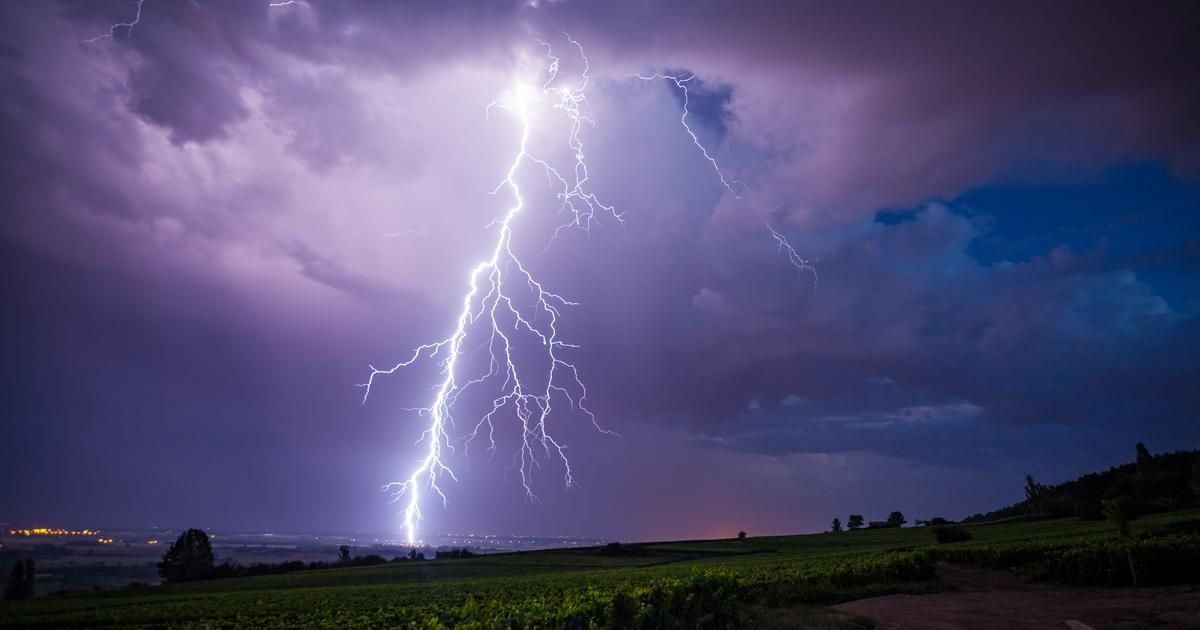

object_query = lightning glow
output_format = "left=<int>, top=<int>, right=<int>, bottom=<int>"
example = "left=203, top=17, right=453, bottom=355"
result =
left=360, top=36, right=618, bottom=545
left=75, top=1, right=812, bottom=551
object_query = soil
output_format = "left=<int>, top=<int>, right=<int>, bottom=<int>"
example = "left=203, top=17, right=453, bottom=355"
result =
left=832, top=562, right=1200, bottom=629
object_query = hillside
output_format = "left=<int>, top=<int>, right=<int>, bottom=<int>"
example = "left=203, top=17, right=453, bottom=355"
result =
left=964, top=444, right=1200, bottom=523
left=3, top=509, right=1199, bottom=627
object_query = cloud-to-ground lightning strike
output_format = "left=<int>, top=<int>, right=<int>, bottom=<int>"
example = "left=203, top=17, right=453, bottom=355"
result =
left=359, top=36, right=619, bottom=546
left=80, top=0, right=814, bottom=539
left=768, top=224, right=819, bottom=287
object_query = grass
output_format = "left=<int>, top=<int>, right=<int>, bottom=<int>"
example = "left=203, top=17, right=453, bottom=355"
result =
left=3, top=508, right=1198, bottom=628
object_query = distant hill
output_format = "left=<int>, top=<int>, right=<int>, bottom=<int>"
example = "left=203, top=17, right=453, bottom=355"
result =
left=964, top=444, right=1200, bottom=523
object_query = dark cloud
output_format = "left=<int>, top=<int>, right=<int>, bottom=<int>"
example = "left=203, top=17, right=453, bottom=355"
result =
left=0, top=0, right=1197, bottom=538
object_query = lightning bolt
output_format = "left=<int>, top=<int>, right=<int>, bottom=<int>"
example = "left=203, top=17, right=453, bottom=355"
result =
left=635, top=72, right=743, bottom=198
left=74, top=1, right=815, bottom=548
left=768, top=224, right=819, bottom=287
left=82, top=0, right=300, bottom=45
left=638, top=72, right=818, bottom=286
left=381, top=228, right=430, bottom=239
left=360, top=35, right=618, bottom=545
left=81, top=0, right=146, bottom=44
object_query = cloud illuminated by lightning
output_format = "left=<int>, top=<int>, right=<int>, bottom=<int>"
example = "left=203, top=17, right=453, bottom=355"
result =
left=359, top=35, right=619, bottom=545
left=74, top=0, right=817, bottom=551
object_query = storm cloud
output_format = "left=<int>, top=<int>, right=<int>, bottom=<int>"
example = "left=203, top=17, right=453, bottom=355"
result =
left=1, top=0, right=1198, bottom=538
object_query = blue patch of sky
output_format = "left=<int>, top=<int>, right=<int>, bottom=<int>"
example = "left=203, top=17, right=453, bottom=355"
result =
left=661, top=68, right=733, bottom=142
left=874, top=162, right=1200, bottom=310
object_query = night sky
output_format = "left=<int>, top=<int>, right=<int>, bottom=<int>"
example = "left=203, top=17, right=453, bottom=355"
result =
left=2, top=0, right=1198, bottom=541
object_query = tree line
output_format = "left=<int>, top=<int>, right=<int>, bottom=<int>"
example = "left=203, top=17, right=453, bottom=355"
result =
left=966, top=443, right=1200, bottom=524
left=156, top=529, right=476, bottom=584
left=829, top=511, right=907, bottom=532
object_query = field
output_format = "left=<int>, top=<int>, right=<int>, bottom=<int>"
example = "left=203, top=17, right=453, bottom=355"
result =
left=3, top=509, right=1199, bottom=628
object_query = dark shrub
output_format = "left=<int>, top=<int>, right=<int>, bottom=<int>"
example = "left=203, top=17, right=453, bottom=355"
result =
left=4, top=559, right=35, bottom=600
left=435, top=548, right=477, bottom=559
left=932, top=526, right=972, bottom=544
left=599, top=542, right=648, bottom=557
left=210, top=562, right=237, bottom=579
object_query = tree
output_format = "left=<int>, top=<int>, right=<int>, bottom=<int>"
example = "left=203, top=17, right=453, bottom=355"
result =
left=1024, top=474, right=1045, bottom=501
left=847, top=514, right=864, bottom=530
left=887, top=511, right=906, bottom=527
left=158, top=529, right=215, bottom=583
left=1136, top=442, right=1153, bottom=473
left=1191, top=461, right=1200, bottom=500
left=831, top=517, right=842, bottom=533
left=4, top=559, right=34, bottom=600
left=737, top=531, right=747, bottom=541
left=338, top=545, right=352, bottom=563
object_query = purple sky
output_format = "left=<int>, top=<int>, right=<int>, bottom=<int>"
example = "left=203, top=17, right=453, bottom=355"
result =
left=2, top=0, right=1199, bottom=540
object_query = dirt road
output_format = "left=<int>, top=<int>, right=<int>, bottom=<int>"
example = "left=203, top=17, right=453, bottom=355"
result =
left=833, top=563, right=1200, bottom=629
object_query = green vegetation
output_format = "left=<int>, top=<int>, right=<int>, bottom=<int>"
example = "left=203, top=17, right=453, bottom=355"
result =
left=4, top=445, right=1199, bottom=626
left=930, top=512, right=1200, bottom=587
left=3, top=509, right=1198, bottom=628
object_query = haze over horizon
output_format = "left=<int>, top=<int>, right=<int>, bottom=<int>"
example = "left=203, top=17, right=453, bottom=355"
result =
left=2, top=0, right=1199, bottom=542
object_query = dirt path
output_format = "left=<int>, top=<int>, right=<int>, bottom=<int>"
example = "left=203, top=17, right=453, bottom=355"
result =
left=833, top=562, right=1200, bottom=629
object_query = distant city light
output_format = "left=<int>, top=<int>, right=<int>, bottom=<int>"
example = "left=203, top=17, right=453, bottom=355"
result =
left=7, top=528, right=100, bottom=537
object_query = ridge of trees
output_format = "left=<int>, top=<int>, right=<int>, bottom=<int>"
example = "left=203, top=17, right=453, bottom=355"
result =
left=964, top=444, right=1200, bottom=523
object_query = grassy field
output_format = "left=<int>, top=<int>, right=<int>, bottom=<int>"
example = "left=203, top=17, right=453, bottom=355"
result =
left=3, top=509, right=1198, bottom=628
